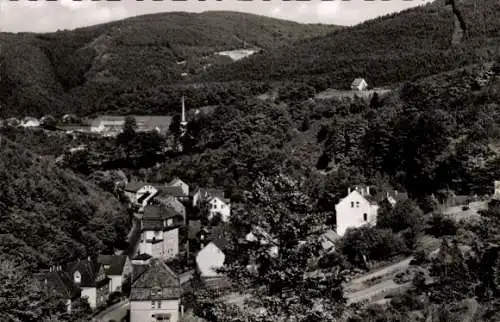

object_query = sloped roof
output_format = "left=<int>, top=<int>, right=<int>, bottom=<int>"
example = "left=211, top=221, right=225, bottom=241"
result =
left=64, top=259, right=107, bottom=288
left=37, top=271, right=80, bottom=300
left=194, top=188, right=225, bottom=200
left=143, top=205, right=179, bottom=220
left=351, top=78, right=367, bottom=86
left=211, top=238, right=230, bottom=252
left=97, top=255, right=128, bottom=276
left=133, top=253, right=152, bottom=261
left=124, top=181, right=149, bottom=192
left=130, top=259, right=181, bottom=301
left=157, top=186, right=186, bottom=197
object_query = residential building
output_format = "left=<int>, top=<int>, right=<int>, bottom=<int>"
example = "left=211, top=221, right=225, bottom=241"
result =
left=154, top=193, right=186, bottom=220
left=90, top=115, right=172, bottom=137
left=196, top=239, right=228, bottom=278
left=351, top=78, right=368, bottom=91
left=38, top=266, right=80, bottom=312
left=130, top=259, right=182, bottom=322
left=97, top=255, right=132, bottom=293
left=138, top=205, right=184, bottom=259
left=156, top=186, right=189, bottom=203
left=335, top=185, right=379, bottom=236
left=166, top=177, right=189, bottom=197
left=20, top=116, right=40, bottom=128
left=192, top=188, right=231, bottom=222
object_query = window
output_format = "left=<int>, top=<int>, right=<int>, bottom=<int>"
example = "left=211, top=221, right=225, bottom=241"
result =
left=363, top=213, right=367, bottom=221
left=351, top=202, right=354, bottom=208
left=356, top=201, right=360, bottom=208
left=167, top=218, right=173, bottom=226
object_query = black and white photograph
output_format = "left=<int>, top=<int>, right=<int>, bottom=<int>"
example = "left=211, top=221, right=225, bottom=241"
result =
left=0, top=0, right=499, bottom=321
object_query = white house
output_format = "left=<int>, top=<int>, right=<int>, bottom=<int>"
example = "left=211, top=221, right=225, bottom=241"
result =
left=351, top=78, right=368, bottom=91
left=192, top=188, right=231, bottom=222
left=20, top=117, right=40, bottom=128
left=97, top=255, right=132, bottom=293
left=207, top=196, right=231, bottom=222
left=196, top=239, right=228, bottom=278
left=130, top=259, right=182, bottom=322
left=335, top=185, right=379, bottom=236
left=65, top=258, right=110, bottom=309
left=124, top=182, right=158, bottom=206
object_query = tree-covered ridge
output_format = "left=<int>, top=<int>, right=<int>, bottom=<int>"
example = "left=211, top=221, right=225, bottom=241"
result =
left=0, top=137, right=129, bottom=270
left=199, top=0, right=500, bottom=88
left=0, top=12, right=338, bottom=118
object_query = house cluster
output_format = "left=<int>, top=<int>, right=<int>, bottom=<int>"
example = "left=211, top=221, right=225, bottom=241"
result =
left=38, top=255, right=132, bottom=311
left=39, top=176, right=233, bottom=321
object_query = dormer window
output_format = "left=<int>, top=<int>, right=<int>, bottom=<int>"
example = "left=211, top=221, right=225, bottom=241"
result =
left=74, top=271, right=81, bottom=284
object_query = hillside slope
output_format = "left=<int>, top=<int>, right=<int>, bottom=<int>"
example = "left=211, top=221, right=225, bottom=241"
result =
left=200, top=0, right=500, bottom=88
left=0, top=136, right=129, bottom=269
left=0, top=11, right=339, bottom=118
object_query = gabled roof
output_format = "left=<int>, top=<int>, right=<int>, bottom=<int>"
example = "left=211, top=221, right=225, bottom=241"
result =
left=351, top=78, right=367, bottom=86
left=124, top=181, right=149, bottom=192
left=156, top=186, right=186, bottom=197
left=142, top=205, right=179, bottom=220
left=130, top=259, right=181, bottom=301
left=64, top=259, right=108, bottom=288
left=97, top=255, right=128, bottom=276
left=37, top=271, right=80, bottom=300
left=194, top=188, right=225, bottom=200
left=211, top=238, right=230, bottom=252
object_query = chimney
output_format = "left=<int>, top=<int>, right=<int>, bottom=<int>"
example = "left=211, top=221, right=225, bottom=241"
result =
left=366, top=186, right=370, bottom=195
left=348, top=187, right=351, bottom=194
left=181, top=96, right=186, bottom=124
left=163, top=219, right=166, bottom=228
left=49, top=266, right=52, bottom=272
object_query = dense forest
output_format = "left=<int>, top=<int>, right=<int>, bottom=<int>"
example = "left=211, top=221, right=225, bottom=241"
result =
left=199, top=0, right=500, bottom=89
left=0, top=12, right=338, bottom=118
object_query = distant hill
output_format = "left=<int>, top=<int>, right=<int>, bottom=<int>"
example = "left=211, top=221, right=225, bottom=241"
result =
left=0, top=11, right=340, bottom=118
left=199, top=0, right=500, bottom=88
left=0, top=136, right=129, bottom=269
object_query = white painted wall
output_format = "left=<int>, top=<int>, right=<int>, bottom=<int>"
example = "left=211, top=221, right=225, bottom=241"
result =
left=109, top=275, right=123, bottom=293
left=207, top=197, right=231, bottom=222
left=81, top=287, right=97, bottom=309
left=335, top=190, right=379, bottom=236
left=130, top=299, right=180, bottom=322
left=196, top=243, right=225, bottom=278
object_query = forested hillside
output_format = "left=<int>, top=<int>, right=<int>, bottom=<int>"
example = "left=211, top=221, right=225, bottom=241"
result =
left=0, top=137, right=130, bottom=270
left=0, top=11, right=338, bottom=118
left=200, top=0, right=500, bottom=88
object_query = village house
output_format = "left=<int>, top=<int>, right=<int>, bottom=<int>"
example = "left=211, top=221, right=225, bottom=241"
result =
left=188, top=220, right=230, bottom=254
left=335, top=185, right=408, bottom=236
left=351, top=78, right=368, bottom=91
left=20, top=116, right=40, bottom=128
left=130, top=259, right=182, bottom=322
left=192, top=188, right=231, bottom=222
left=195, top=239, right=229, bottom=279
left=97, top=255, right=132, bottom=293
left=137, top=205, right=184, bottom=260
left=40, top=258, right=110, bottom=310
left=319, top=229, right=340, bottom=253
left=154, top=193, right=187, bottom=220
left=38, top=266, right=80, bottom=313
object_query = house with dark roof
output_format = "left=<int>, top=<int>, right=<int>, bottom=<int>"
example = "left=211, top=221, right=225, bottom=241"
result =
left=130, top=259, right=182, bottom=322
left=64, top=258, right=110, bottom=309
left=192, top=188, right=231, bottom=222
left=124, top=182, right=158, bottom=207
left=153, top=194, right=186, bottom=220
left=97, top=255, right=132, bottom=293
left=334, top=185, right=408, bottom=236
left=138, top=205, right=184, bottom=260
